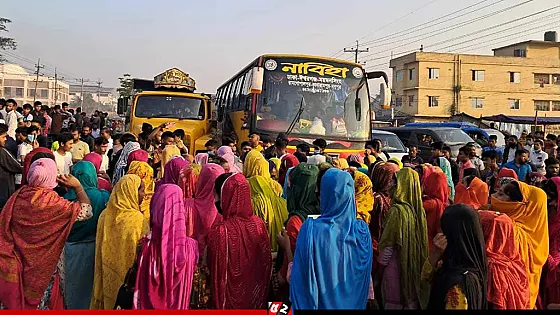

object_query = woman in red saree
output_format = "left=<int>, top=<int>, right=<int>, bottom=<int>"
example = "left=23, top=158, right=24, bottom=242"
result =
left=178, top=163, right=201, bottom=199
left=83, top=152, right=112, bottom=192
left=422, top=171, right=449, bottom=251
left=279, top=154, right=299, bottom=186
left=0, top=158, right=92, bottom=309
left=454, top=176, right=489, bottom=210
left=21, top=147, right=52, bottom=185
left=207, top=173, right=271, bottom=309
left=542, top=177, right=560, bottom=308
left=369, top=162, right=397, bottom=256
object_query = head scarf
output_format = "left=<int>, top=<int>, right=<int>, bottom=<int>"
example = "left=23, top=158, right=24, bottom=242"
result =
left=388, top=157, right=403, bottom=169
left=418, top=163, right=437, bottom=186
left=112, top=141, right=141, bottom=184
left=279, top=154, right=300, bottom=186
left=353, top=170, right=373, bottom=224
left=546, top=177, right=560, bottom=305
left=525, top=172, right=546, bottom=187
left=65, top=161, right=110, bottom=242
left=307, top=154, right=326, bottom=165
left=495, top=168, right=519, bottom=190
left=429, top=204, right=488, bottom=310
left=127, top=149, right=149, bottom=166
left=21, top=147, right=52, bottom=185
left=332, top=158, right=349, bottom=170
left=185, top=164, right=225, bottom=256
left=27, top=158, right=58, bottom=189
left=490, top=181, right=549, bottom=308
left=369, top=162, right=397, bottom=249
left=478, top=210, right=530, bottom=310
left=134, top=184, right=198, bottom=310
left=438, top=157, right=455, bottom=200
left=269, top=157, right=281, bottom=174
left=422, top=171, right=450, bottom=251
left=156, top=157, right=188, bottom=189
left=91, top=174, right=148, bottom=310
left=290, top=169, right=372, bottom=309
left=178, top=164, right=201, bottom=199
left=286, top=163, right=320, bottom=222
left=207, top=173, right=271, bottom=309
left=0, top=162, right=81, bottom=309
left=379, top=167, right=430, bottom=309
left=217, top=146, right=241, bottom=173
left=161, top=145, right=181, bottom=178
left=243, top=150, right=283, bottom=195
left=348, top=153, right=363, bottom=164
left=83, top=152, right=112, bottom=192
left=194, top=153, right=209, bottom=166
left=454, top=177, right=489, bottom=210
left=127, top=161, right=155, bottom=220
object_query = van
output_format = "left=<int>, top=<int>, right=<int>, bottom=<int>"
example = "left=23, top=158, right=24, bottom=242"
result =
left=376, top=127, right=481, bottom=162
left=371, top=130, right=407, bottom=161
left=404, top=122, right=489, bottom=145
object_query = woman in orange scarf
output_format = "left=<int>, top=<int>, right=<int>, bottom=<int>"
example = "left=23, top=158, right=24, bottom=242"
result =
left=454, top=176, right=489, bottom=209
left=422, top=171, right=449, bottom=251
left=490, top=180, right=549, bottom=308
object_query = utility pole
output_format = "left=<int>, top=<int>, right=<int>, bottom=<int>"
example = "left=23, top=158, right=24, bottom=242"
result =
left=52, top=69, right=65, bottom=105
left=33, top=58, right=44, bottom=102
left=77, top=78, right=89, bottom=108
left=96, top=79, right=103, bottom=104
left=344, top=40, right=369, bottom=63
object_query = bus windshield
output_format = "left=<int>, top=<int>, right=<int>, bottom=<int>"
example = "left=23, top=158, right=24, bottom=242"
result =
left=135, top=95, right=205, bottom=120
left=255, top=57, right=370, bottom=140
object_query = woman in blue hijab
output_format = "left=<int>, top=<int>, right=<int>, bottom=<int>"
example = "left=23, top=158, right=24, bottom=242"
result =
left=290, top=168, right=372, bottom=309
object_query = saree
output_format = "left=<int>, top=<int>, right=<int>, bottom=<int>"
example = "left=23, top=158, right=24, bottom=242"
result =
left=207, top=173, right=272, bottom=309
left=495, top=168, right=518, bottom=190
left=178, top=164, right=201, bottom=199
left=217, top=146, right=241, bottom=173
left=194, top=153, right=209, bottom=166
left=184, top=164, right=224, bottom=256
left=333, top=158, right=349, bottom=170
left=155, top=157, right=188, bottom=189
left=454, top=177, right=488, bottom=210
left=422, top=171, right=449, bottom=251
left=112, top=142, right=141, bottom=185
left=243, top=149, right=283, bottom=195
left=353, top=170, right=373, bottom=224
left=160, top=145, right=181, bottom=178
left=127, top=149, right=148, bottom=166
left=21, top=147, right=52, bottom=185
left=491, top=181, right=549, bottom=308
left=64, top=161, right=110, bottom=309
left=478, top=210, right=530, bottom=309
left=369, top=162, right=397, bottom=254
left=379, top=168, right=430, bottom=309
left=545, top=177, right=560, bottom=306
left=290, top=169, right=372, bottom=309
left=279, top=154, right=300, bottom=186
left=438, top=157, right=455, bottom=200
left=91, top=174, right=149, bottom=310
left=0, top=158, right=81, bottom=309
left=127, top=161, right=155, bottom=220
left=388, top=157, right=403, bottom=169
left=134, top=184, right=198, bottom=310
left=83, top=152, right=112, bottom=192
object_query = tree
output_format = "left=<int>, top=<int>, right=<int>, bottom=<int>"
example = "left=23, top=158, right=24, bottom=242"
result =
left=0, top=18, right=17, bottom=62
left=117, top=73, right=133, bottom=98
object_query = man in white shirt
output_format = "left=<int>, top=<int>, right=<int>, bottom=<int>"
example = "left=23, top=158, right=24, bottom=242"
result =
left=94, top=136, right=110, bottom=172
left=4, top=99, right=19, bottom=140
left=53, top=132, right=74, bottom=175
left=531, top=139, right=548, bottom=175
left=22, top=103, right=34, bottom=127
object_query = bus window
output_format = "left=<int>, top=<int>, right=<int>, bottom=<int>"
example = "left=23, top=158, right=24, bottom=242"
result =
left=226, top=81, right=236, bottom=109
left=240, top=70, right=251, bottom=110
left=232, top=76, right=243, bottom=111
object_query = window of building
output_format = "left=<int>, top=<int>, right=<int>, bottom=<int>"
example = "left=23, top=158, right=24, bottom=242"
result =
left=395, top=96, right=402, bottom=107
left=509, top=99, right=520, bottom=110
left=28, top=89, right=36, bottom=98
left=396, top=70, right=404, bottom=82
left=428, top=96, right=439, bottom=107
left=471, top=97, right=484, bottom=109
left=513, top=49, right=527, bottom=57
left=553, top=101, right=560, bottom=111
left=408, top=95, right=414, bottom=106
left=472, top=70, right=485, bottom=81
left=535, top=73, right=550, bottom=85
left=428, top=68, right=439, bottom=79
left=408, top=68, right=415, bottom=80
left=535, top=100, right=550, bottom=111
left=4, top=79, right=24, bottom=87
left=553, top=74, right=560, bottom=85
left=40, top=89, right=48, bottom=99
left=15, top=88, right=23, bottom=97
left=3, top=87, right=11, bottom=98
left=510, top=72, right=520, bottom=83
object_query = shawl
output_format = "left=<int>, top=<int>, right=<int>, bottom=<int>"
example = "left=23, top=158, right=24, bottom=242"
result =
left=127, top=161, right=155, bottom=220
left=21, top=147, right=52, bottom=185
left=217, top=146, right=241, bottom=173
left=184, top=164, right=224, bottom=256
left=155, top=157, right=188, bottom=189
left=388, top=157, right=403, bottom=169
left=546, top=177, right=560, bottom=305
left=290, top=169, right=372, bottom=309
left=65, top=161, right=110, bottom=242
left=369, top=162, right=397, bottom=251
left=243, top=149, right=283, bottom=195
left=279, top=153, right=300, bottom=186
left=83, top=152, right=112, bottom=192
left=27, top=158, right=58, bottom=188
left=495, top=168, right=518, bottom=190
left=490, top=181, right=549, bottom=308
left=0, top=159, right=80, bottom=309
left=422, top=171, right=449, bottom=250
left=178, top=164, right=201, bottom=199
left=134, top=184, right=198, bottom=310
left=438, top=157, right=455, bottom=200
left=379, top=167, right=430, bottom=309
left=333, top=158, right=349, bottom=170
left=454, top=177, right=489, bottom=210
left=525, top=172, right=546, bottom=187
left=286, top=163, right=320, bottom=222
left=479, top=210, right=530, bottom=309
left=91, top=174, right=149, bottom=309
left=353, top=170, right=373, bottom=224
left=112, top=141, right=140, bottom=184
left=348, top=153, right=364, bottom=164
left=429, top=204, right=488, bottom=310
left=127, top=149, right=149, bottom=166
left=160, top=145, right=181, bottom=178
left=207, top=173, right=271, bottom=309
left=194, top=153, right=209, bottom=166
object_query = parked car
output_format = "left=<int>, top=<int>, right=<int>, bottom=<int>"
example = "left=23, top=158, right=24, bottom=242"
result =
left=404, top=122, right=490, bottom=145
left=371, top=130, right=408, bottom=161
left=376, top=127, right=481, bottom=162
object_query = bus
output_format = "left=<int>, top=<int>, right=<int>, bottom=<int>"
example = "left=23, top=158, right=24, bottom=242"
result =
left=215, top=54, right=390, bottom=158
left=117, top=68, right=213, bottom=153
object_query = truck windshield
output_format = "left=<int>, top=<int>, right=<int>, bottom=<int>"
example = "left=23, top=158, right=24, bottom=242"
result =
left=135, top=95, right=205, bottom=120
left=255, top=57, right=370, bottom=140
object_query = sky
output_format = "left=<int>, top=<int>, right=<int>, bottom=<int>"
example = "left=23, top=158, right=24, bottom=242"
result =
left=2, top=0, right=559, bottom=92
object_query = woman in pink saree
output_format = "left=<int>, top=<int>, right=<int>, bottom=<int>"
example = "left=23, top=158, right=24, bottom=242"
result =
left=133, top=184, right=198, bottom=310
left=217, top=146, right=241, bottom=173
left=83, top=152, right=112, bottom=192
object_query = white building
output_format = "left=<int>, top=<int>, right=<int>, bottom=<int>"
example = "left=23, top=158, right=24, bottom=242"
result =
left=0, top=64, right=70, bottom=106
left=69, top=84, right=117, bottom=108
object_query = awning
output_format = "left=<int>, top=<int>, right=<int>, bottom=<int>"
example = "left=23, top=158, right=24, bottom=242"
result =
left=482, top=114, right=560, bottom=125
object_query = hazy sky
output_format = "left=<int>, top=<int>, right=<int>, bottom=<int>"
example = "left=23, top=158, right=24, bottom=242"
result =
left=2, top=0, right=559, bottom=92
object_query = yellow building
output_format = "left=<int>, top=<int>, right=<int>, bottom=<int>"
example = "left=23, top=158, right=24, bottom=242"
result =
left=389, top=34, right=560, bottom=122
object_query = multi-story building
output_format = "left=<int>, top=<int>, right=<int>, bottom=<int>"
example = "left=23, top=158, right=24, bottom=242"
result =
left=0, top=63, right=70, bottom=106
left=389, top=32, right=560, bottom=123
left=69, top=84, right=117, bottom=108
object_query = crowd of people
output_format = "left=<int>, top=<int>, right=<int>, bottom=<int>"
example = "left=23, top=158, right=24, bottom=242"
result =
left=0, top=101, right=560, bottom=310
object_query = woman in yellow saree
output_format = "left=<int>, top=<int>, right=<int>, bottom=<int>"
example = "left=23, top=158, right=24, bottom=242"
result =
left=243, top=150, right=283, bottom=195
left=127, top=161, right=154, bottom=220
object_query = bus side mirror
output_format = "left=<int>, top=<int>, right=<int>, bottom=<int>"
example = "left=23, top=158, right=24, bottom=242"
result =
left=355, top=97, right=362, bottom=121
left=117, top=97, right=128, bottom=115
left=248, top=67, right=264, bottom=94
left=379, top=81, right=391, bottom=109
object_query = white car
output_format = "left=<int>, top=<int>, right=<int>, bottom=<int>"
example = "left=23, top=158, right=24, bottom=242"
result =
left=483, top=128, right=506, bottom=149
left=372, top=130, right=408, bottom=161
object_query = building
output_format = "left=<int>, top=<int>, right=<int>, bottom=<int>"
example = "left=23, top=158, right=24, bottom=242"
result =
left=389, top=32, right=560, bottom=123
left=0, top=64, right=70, bottom=106
left=69, top=84, right=117, bottom=107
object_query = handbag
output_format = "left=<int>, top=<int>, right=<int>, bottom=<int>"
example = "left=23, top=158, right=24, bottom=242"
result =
left=113, top=239, right=146, bottom=310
